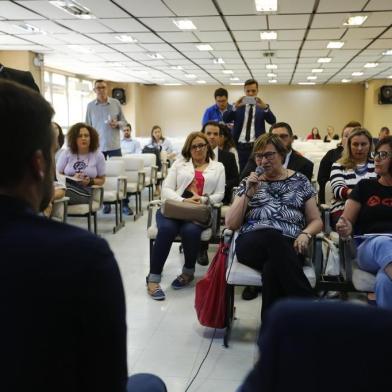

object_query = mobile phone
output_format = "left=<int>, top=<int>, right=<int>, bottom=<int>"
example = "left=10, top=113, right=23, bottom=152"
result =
left=242, top=96, right=256, bottom=105
left=181, top=190, right=194, bottom=199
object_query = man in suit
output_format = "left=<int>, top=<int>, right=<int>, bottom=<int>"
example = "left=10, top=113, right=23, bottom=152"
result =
left=241, top=122, right=314, bottom=181
left=0, top=63, right=40, bottom=92
left=197, top=121, right=239, bottom=265
left=223, top=79, right=276, bottom=172
left=0, top=80, right=128, bottom=392
left=240, top=122, right=313, bottom=300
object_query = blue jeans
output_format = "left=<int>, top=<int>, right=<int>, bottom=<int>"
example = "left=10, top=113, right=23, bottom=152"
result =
left=103, top=148, right=122, bottom=159
left=149, top=209, right=203, bottom=283
left=357, top=236, right=392, bottom=309
left=127, top=373, right=166, bottom=391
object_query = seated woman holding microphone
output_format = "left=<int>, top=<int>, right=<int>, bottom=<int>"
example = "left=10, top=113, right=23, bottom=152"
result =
left=336, top=136, right=392, bottom=309
left=147, top=131, right=225, bottom=300
left=225, top=134, right=322, bottom=316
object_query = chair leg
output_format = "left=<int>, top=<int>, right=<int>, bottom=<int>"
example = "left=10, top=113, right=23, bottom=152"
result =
left=93, top=212, right=97, bottom=234
left=224, top=284, right=235, bottom=348
left=87, top=212, right=91, bottom=232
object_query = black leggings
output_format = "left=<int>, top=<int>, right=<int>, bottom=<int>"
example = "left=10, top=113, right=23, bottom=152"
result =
left=235, top=229, right=315, bottom=315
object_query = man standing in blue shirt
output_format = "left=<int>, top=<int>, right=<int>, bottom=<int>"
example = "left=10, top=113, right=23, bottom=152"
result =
left=202, top=88, right=233, bottom=126
left=85, top=80, right=127, bottom=159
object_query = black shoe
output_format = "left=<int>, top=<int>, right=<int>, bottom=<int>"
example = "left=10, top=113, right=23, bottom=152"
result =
left=242, top=286, right=259, bottom=301
left=123, top=205, right=134, bottom=216
left=196, top=249, right=209, bottom=266
left=103, top=204, right=111, bottom=214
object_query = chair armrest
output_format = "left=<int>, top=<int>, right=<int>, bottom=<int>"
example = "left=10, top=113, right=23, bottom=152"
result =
left=147, top=200, right=162, bottom=229
left=320, top=204, right=332, bottom=235
left=91, top=185, right=104, bottom=209
left=50, top=196, right=69, bottom=222
left=151, top=165, right=158, bottom=183
left=117, top=176, right=127, bottom=200
left=339, top=237, right=357, bottom=283
left=137, top=171, right=146, bottom=190
left=161, top=161, right=168, bottom=178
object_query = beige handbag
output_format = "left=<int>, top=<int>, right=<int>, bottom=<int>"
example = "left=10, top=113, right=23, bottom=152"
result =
left=161, top=199, right=212, bottom=227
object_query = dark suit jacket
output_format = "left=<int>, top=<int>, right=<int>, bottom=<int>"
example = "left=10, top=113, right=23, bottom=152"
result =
left=0, top=65, right=40, bottom=92
left=223, top=105, right=276, bottom=143
left=240, top=149, right=314, bottom=181
left=217, top=149, right=239, bottom=204
left=0, top=196, right=127, bottom=392
left=239, top=299, right=392, bottom=392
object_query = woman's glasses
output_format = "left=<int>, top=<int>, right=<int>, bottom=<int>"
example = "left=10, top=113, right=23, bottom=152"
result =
left=371, top=151, right=392, bottom=160
left=254, top=151, right=277, bottom=160
left=191, top=143, right=207, bottom=151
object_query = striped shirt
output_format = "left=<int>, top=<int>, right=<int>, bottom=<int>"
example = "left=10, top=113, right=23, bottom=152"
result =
left=330, top=160, right=376, bottom=215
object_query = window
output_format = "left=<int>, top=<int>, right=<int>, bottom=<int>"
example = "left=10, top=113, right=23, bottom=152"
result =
left=44, top=70, right=94, bottom=132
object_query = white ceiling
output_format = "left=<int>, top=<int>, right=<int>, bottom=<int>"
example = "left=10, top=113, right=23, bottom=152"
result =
left=0, top=0, right=391, bottom=85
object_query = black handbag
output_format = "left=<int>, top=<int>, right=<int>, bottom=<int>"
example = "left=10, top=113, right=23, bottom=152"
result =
left=65, top=177, right=92, bottom=205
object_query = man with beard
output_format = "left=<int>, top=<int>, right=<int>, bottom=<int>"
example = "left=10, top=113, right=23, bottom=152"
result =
left=0, top=80, right=128, bottom=392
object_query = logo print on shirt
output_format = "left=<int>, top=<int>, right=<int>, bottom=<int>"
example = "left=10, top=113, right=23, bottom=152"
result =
left=73, top=160, right=87, bottom=173
left=367, top=195, right=380, bottom=207
left=381, top=198, right=392, bottom=207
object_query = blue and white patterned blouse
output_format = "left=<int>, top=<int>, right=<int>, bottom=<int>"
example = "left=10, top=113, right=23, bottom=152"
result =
left=236, top=172, right=316, bottom=238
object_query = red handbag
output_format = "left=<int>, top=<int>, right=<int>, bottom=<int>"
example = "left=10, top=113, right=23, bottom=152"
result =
left=195, top=241, right=229, bottom=329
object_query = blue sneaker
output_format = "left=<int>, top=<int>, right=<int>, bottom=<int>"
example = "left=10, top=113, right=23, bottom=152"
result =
left=103, top=204, right=111, bottom=214
left=122, top=205, right=134, bottom=216
left=171, top=273, right=194, bottom=290
left=146, top=279, right=165, bottom=301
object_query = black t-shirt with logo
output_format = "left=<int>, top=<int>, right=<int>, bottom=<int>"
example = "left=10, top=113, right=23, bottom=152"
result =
left=350, top=179, right=392, bottom=234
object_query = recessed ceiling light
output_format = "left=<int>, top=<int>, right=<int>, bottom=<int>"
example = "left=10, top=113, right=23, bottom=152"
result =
left=343, top=15, right=368, bottom=26
left=312, top=69, right=323, bottom=73
left=267, top=73, right=277, bottom=77
left=148, top=53, right=164, bottom=59
left=307, top=76, right=317, bottom=80
left=230, top=77, right=240, bottom=81
left=364, top=62, right=378, bottom=68
left=266, top=64, right=278, bottom=69
left=318, top=58, right=331, bottom=63
left=230, top=83, right=243, bottom=86
left=170, top=65, right=183, bottom=70
left=13, top=23, right=46, bottom=34
left=196, top=44, right=213, bottom=51
left=196, top=80, right=206, bottom=84
left=268, top=79, right=277, bottom=83
left=255, top=0, right=278, bottom=12
left=184, top=74, right=197, bottom=79
left=382, top=50, right=392, bottom=56
left=115, top=35, right=137, bottom=43
left=260, top=31, right=277, bottom=40
left=213, top=58, right=225, bottom=64
left=163, top=83, right=182, bottom=86
left=172, top=19, right=196, bottom=30
left=352, top=71, right=364, bottom=76
left=49, top=1, right=94, bottom=19
left=222, top=70, right=234, bottom=74
left=327, top=41, right=344, bottom=49
left=342, top=79, right=352, bottom=83
left=67, top=45, right=94, bottom=53
left=298, top=82, right=316, bottom=85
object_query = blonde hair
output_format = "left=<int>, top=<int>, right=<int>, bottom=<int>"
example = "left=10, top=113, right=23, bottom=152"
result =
left=338, top=127, right=373, bottom=169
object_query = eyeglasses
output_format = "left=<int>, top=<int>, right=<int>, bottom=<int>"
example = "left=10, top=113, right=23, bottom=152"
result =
left=191, top=143, right=207, bottom=151
left=254, top=151, right=277, bottom=160
left=371, top=151, right=392, bottom=160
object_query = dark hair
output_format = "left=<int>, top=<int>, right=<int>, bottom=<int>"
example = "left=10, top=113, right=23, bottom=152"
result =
left=94, top=79, right=106, bottom=87
left=0, top=80, right=54, bottom=187
left=375, top=135, right=392, bottom=175
left=52, top=122, right=64, bottom=149
left=151, top=125, right=164, bottom=143
left=269, top=122, right=293, bottom=137
left=124, top=123, right=132, bottom=130
left=219, top=124, right=236, bottom=150
left=181, top=132, right=214, bottom=162
left=67, top=122, right=99, bottom=153
left=214, top=88, right=228, bottom=99
left=380, top=126, right=390, bottom=135
left=244, top=79, right=258, bottom=88
left=253, top=133, right=287, bottom=164
left=201, top=121, right=220, bottom=134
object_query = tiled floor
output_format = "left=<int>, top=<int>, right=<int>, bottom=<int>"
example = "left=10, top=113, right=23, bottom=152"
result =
left=67, top=198, right=262, bottom=392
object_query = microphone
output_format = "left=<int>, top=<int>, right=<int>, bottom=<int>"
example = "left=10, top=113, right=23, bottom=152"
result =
left=255, top=165, right=265, bottom=176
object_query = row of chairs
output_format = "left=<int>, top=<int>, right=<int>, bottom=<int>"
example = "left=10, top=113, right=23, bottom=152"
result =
left=52, top=153, right=169, bottom=234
